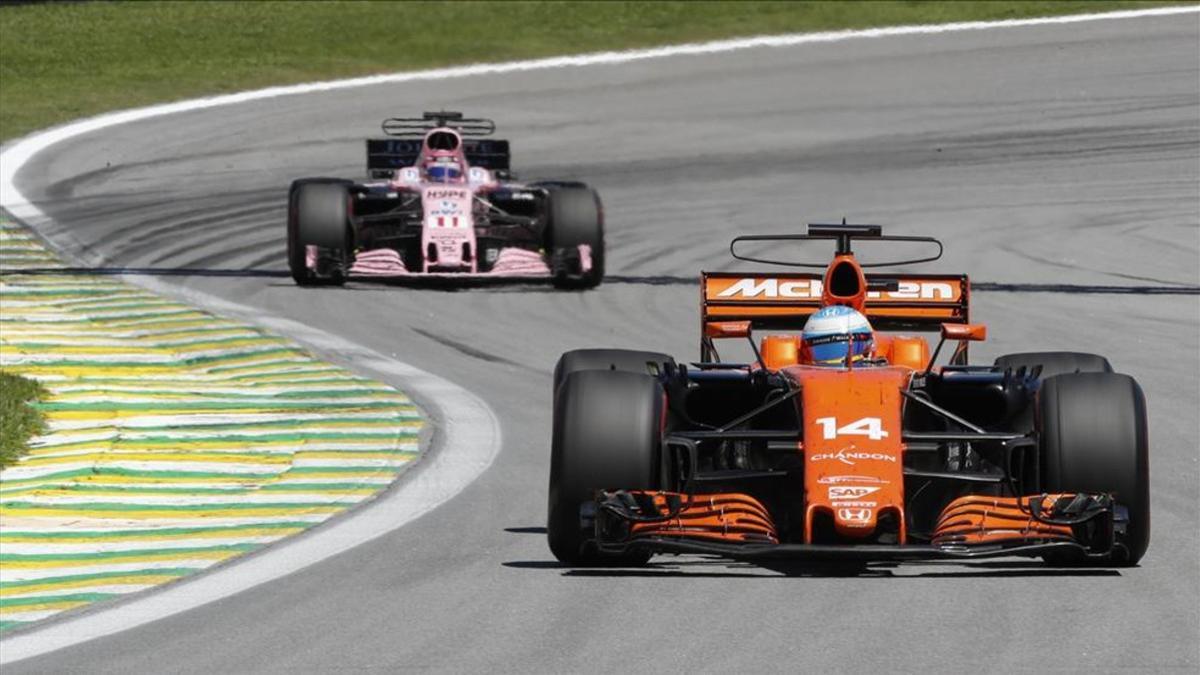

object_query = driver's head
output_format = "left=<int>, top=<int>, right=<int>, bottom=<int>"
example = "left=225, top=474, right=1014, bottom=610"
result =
left=425, top=159, right=463, bottom=183
left=800, top=305, right=874, bottom=366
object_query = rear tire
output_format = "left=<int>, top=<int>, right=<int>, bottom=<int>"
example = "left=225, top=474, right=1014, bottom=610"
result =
left=1037, top=372, right=1149, bottom=565
left=288, top=179, right=353, bottom=286
left=544, top=186, right=604, bottom=289
left=995, top=351, right=1113, bottom=432
left=994, top=351, right=1113, bottom=379
left=553, top=348, right=674, bottom=395
left=548, top=370, right=663, bottom=565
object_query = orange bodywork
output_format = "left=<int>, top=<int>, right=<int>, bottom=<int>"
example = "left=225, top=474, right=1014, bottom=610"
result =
left=759, top=335, right=802, bottom=370
left=705, top=320, right=751, bottom=339
left=701, top=272, right=968, bottom=325
left=932, top=494, right=1078, bottom=546
left=872, top=335, right=930, bottom=370
left=624, top=492, right=779, bottom=545
left=783, top=365, right=911, bottom=542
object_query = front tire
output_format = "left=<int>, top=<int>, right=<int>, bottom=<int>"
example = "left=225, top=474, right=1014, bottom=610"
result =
left=548, top=370, right=663, bottom=565
left=1038, top=372, right=1149, bottom=565
left=287, top=179, right=353, bottom=286
left=544, top=186, right=604, bottom=289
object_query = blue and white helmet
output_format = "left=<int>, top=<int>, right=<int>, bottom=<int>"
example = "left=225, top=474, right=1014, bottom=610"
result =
left=801, top=305, right=874, bottom=365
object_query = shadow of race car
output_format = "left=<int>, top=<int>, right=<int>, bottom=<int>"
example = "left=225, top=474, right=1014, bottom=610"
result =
left=548, top=224, right=1149, bottom=566
left=287, top=111, right=603, bottom=289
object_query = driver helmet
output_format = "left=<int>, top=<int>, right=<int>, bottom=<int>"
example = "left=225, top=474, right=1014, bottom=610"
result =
left=800, top=305, right=874, bottom=366
left=425, top=160, right=463, bottom=183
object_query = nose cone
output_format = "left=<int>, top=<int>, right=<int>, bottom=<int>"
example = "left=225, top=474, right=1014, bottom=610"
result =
left=421, top=185, right=475, bottom=272
left=787, top=365, right=910, bottom=544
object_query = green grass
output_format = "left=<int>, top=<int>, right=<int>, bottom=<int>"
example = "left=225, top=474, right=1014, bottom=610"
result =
left=0, top=371, right=47, bottom=468
left=0, top=1, right=1185, bottom=141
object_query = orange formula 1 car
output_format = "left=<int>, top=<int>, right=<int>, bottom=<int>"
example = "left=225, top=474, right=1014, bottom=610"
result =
left=547, top=224, right=1149, bottom=566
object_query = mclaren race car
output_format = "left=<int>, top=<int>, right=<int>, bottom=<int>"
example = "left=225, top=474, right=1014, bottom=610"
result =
left=286, top=112, right=603, bottom=288
left=548, top=224, right=1149, bottom=566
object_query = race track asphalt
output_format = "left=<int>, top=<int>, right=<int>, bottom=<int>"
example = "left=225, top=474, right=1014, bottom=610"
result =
left=8, top=13, right=1199, bottom=673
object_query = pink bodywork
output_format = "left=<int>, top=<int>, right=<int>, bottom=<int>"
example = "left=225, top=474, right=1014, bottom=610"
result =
left=315, top=126, right=590, bottom=280
left=420, top=184, right=476, bottom=272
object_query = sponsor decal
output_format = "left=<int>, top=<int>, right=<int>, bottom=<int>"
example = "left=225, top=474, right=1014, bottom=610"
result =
left=867, top=281, right=955, bottom=300
left=831, top=500, right=877, bottom=508
left=431, top=199, right=464, bottom=218
left=508, top=191, right=534, bottom=200
left=817, top=475, right=890, bottom=485
left=427, top=188, right=468, bottom=199
left=810, top=449, right=897, bottom=465
left=714, top=278, right=955, bottom=300
left=837, top=507, right=873, bottom=525
left=716, top=278, right=820, bottom=299
left=828, top=486, right=880, bottom=500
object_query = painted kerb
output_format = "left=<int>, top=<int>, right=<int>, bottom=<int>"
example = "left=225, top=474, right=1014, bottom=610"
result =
left=0, top=219, right=423, bottom=633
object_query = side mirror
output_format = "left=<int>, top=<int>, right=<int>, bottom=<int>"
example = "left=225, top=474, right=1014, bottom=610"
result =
left=705, top=320, right=751, bottom=339
left=925, top=323, right=988, bottom=375
left=940, top=323, right=987, bottom=341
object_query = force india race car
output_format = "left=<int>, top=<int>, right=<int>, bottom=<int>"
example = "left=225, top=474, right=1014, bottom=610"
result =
left=286, top=112, right=603, bottom=288
left=548, top=224, right=1150, bottom=566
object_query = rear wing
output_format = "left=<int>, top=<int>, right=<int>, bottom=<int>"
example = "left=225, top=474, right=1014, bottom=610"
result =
left=365, top=139, right=511, bottom=179
left=702, top=271, right=970, bottom=333
left=381, top=111, right=496, bottom=137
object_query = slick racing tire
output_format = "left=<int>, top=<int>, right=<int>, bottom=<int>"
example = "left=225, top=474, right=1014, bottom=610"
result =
left=1037, top=372, right=1149, bottom=565
left=548, top=370, right=662, bottom=566
left=552, top=349, right=675, bottom=395
left=994, top=351, right=1113, bottom=379
left=995, top=351, right=1113, bottom=432
left=288, top=179, right=353, bottom=286
left=544, top=186, right=604, bottom=290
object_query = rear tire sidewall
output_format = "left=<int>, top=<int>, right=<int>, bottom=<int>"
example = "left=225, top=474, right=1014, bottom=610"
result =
left=1038, top=372, right=1149, bottom=564
left=994, top=351, right=1113, bottom=379
left=553, top=349, right=675, bottom=395
left=548, top=370, right=663, bottom=565
left=994, top=351, right=1113, bottom=433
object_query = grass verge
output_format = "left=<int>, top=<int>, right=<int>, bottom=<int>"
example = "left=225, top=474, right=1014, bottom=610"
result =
left=0, top=371, right=46, bottom=468
left=0, top=1, right=1186, bottom=141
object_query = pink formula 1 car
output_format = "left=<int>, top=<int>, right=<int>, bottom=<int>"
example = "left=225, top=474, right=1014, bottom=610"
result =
left=286, top=112, right=603, bottom=288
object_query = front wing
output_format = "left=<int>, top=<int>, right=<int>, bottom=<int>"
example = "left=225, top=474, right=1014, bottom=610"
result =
left=592, top=491, right=1121, bottom=562
left=313, top=245, right=592, bottom=282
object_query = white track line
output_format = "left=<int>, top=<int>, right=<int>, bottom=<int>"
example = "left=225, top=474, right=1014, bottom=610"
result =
left=0, top=281, right=502, bottom=664
left=3, top=4, right=1197, bottom=224
left=0, top=4, right=1195, bottom=664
